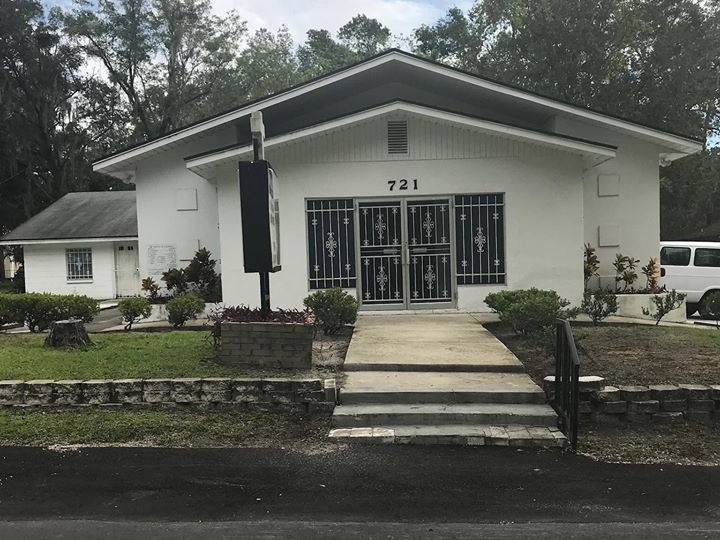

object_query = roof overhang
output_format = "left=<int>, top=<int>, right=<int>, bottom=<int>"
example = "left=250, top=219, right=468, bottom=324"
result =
left=0, top=236, right=138, bottom=246
left=93, top=50, right=702, bottom=177
left=186, top=102, right=617, bottom=179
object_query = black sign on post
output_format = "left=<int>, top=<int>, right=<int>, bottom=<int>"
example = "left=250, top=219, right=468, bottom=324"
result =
left=239, top=159, right=280, bottom=320
left=238, top=160, right=281, bottom=273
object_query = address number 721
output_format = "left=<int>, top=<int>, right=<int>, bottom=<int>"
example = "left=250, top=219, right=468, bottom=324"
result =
left=388, top=179, right=418, bottom=191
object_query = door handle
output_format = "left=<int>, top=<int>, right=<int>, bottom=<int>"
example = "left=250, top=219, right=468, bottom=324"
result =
left=412, top=247, right=429, bottom=254
left=382, top=248, right=400, bottom=254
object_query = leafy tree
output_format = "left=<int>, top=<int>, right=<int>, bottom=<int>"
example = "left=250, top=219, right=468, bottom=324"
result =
left=337, top=14, right=391, bottom=57
left=238, top=27, right=299, bottom=99
left=297, top=29, right=356, bottom=79
left=61, top=0, right=246, bottom=140
left=0, top=0, right=125, bottom=236
left=297, top=14, right=393, bottom=79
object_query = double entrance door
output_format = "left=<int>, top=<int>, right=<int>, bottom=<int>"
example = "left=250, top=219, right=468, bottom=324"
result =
left=357, top=198, right=456, bottom=309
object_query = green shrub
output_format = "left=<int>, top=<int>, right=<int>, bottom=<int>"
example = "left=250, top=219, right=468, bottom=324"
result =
left=581, top=289, right=618, bottom=325
left=303, top=288, right=358, bottom=334
left=7, top=293, right=99, bottom=332
left=161, top=248, right=221, bottom=302
left=613, top=253, right=639, bottom=291
left=118, top=297, right=152, bottom=331
left=485, top=290, right=528, bottom=317
left=166, top=293, right=205, bottom=328
left=487, top=288, right=577, bottom=340
left=583, top=244, right=599, bottom=286
left=141, top=277, right=160, bottom=301
left=641, top=289, right=687, bottom=325
left=700, top=291, right=720, bottom=329
left=0, top=295, right=20, bottom=329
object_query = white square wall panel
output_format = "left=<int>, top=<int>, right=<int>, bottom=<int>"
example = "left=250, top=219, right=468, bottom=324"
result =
left=176, top=188, right=198, bottom=211
left=598, top=225, right=621, bottom=247
left=597, top=174, right=620, bottom=197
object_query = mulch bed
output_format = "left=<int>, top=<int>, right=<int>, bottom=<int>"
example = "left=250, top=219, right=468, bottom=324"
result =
left=580, top=423, right=720, bottom=466
left=485, top=321, right=720, bottom=386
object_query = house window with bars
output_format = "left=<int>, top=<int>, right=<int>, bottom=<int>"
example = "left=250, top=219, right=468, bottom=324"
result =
left=454, top=194, right=506, bottom=285
left=66, top=248, right=93, bottom=281
left=306, top=199, right=356, bottom=289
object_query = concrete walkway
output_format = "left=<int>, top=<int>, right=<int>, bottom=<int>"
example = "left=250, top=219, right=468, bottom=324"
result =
left=330, top=314, right=564, bottom=446
left=344, top=314, right=524, bottom=372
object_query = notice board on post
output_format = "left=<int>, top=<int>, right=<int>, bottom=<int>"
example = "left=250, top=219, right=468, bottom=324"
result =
left=238, top=160, right=281, bottom=273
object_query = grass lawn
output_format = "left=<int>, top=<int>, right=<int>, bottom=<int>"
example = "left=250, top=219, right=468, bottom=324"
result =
left=0, top=329, right=348, bottom=380
left=580, top=423, right=720, bottom=466
left=486, top=322, right=720, bottom=386
left=0, top=408, right=331, bottom=447
left=0, top=331, right=222, bottom=380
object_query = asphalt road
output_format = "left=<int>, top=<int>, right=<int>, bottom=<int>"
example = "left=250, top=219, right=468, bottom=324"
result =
left=0, top=445, right=718, bottom=538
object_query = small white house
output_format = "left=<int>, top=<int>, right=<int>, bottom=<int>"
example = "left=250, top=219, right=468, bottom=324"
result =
left=83, top=52, right=706, bottom=309
left=0, top=191, right=139, bottom=299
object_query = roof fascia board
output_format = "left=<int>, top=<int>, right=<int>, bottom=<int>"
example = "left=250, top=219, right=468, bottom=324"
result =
left=0, top=236, right=138, bottom=246
left=94, top=54, right=400, bottom=173
left=96, top=52, right=700, bottom=173
left=395, top=55, right=702, bottom=153
left=186, top=101, right=617, bottom=175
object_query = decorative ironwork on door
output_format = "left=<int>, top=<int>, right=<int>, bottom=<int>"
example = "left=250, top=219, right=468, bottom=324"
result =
left=406, top=199, right=453, bottom=303
left=454, top=194, right=505, bottom=285
left=306, top=199, right=356, bottom=289
left=358, top=201, right=404, bottom=305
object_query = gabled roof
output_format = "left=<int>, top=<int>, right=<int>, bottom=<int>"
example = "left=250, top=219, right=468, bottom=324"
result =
left=93, top=49, right=703, bottom=176
left=185, top=101, right=618, bottom=179
left=0, top=191, right=137, bottom=245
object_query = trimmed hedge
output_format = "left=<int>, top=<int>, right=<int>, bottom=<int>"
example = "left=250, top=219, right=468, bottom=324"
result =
left=0, top=293, right=99, bottom=332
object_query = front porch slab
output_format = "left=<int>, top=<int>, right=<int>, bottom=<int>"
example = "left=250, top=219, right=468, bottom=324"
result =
left=343, top=314, right=525, bottom=372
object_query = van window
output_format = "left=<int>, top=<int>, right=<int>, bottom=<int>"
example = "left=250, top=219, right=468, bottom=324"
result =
left=694, top=248, right=720, bottom=267
left=660, top=247, right=691, bottom=266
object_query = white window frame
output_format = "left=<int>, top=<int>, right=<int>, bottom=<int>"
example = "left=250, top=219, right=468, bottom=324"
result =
left=66, top=248, right=94, bottom=281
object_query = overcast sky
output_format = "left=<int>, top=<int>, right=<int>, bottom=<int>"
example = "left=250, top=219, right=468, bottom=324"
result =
left=48, top=0, right=473, bottom=43
left=216, top=0, right=472, bottom=42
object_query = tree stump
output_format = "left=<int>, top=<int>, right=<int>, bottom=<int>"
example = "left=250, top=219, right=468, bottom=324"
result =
left=44, top=319, right=92, bottom=348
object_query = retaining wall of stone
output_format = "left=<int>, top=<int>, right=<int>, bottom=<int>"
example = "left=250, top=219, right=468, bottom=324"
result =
left=0, top=378, right=337, bottom=414
left=218, top=322, right=313, bottom=369
left=544, top=377, right=720, bottom=424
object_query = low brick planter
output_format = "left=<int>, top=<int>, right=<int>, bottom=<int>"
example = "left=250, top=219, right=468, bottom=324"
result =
left=0, top=378, right=337, bottom=413
left=543, top=377, right=720, bottom=425
left=217, top=322, right=314, bottom=369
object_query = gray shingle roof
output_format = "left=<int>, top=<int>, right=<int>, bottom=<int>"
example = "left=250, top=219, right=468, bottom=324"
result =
left=1, top=191, right=137, bottom=242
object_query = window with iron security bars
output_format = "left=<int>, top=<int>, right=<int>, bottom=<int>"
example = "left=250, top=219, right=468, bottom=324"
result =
left=66, top=248, right=93, bottom=281
left=307, top=199, right=357, bottom=289
left=454, top=194, right=506, bottom=285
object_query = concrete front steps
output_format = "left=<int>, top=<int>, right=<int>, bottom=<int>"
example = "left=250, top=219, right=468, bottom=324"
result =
left=332, top=403, right=558, bottom=428
left=329, top=425, right=567, bottom=447
left=330, top=371, right=566, bottom=448
left=331, top=315, right=566, bottom=448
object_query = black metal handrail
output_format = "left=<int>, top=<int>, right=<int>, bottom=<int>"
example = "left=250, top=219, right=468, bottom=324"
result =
left=553, top=319, right=580, bottom=450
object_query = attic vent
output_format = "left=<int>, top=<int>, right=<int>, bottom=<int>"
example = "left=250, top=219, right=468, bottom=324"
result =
left=387, top=120, right=408, bottom=154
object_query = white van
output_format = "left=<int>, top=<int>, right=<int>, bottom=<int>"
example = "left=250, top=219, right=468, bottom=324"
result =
left=660, top=241, right=720, bottom=315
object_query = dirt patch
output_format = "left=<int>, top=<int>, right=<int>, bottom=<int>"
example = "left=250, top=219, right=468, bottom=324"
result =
left=486, top=321, right=720, bottom=386
left=580, top=422, right=720, bottom=466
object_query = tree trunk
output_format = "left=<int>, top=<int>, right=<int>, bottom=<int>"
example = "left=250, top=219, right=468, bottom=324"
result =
left=44, top=319, right=92, bottom=348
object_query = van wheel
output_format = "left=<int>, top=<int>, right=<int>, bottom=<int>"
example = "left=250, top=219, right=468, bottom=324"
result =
left=698, top=292, right=720, bottom=319
left=686, top=303, right=698, bottom=317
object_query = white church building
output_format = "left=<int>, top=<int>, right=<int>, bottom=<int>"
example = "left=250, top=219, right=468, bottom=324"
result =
left=81, top=51, right=700, bottom=308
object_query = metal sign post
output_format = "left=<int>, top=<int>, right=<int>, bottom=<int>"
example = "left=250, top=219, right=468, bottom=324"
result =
left=250, top=111, right=271, bottom=320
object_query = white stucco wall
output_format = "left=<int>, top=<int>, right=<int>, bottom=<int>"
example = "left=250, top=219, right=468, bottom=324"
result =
left=23, top=241, right=117, bottom=298
left=133, top=127, right=234, bottom=283
left=553, top=117, right=662, bottom=287
left=215, top=114, right=586, bottom=311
